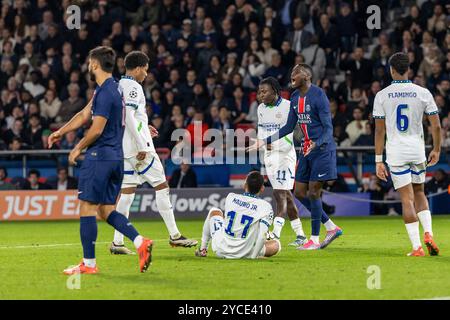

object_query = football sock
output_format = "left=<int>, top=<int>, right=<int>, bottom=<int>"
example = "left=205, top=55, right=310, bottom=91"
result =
left=113, top=193, right=135, bottom=245
left=290, top=218, right=305, bottom=237
left=323, top=218, right=337, bottom=231
left=310, top=235, right=320, bottom=245
left=417, top=210, right=433, bottom=236
left=405, top=221, right=421, bottom=250
left=83, top=258, right=96, bottom=268
left=310, top=198, right=322, bottom=236
left=299, top=198, right=311, bottom=211
left=321, top=210, right=330, bottom=224
left=156, top=188, right=181, bottom=239
left=80, top=216, right=97, bottom=262
left=201, top=214, right=212, bottom=250
left=133, top=235, right=143, bottom=249
left=273, top=217, right=285, bottom=238
left=106, top=211, right=139, bottom=247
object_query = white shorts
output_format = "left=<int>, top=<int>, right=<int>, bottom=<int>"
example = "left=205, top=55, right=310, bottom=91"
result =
left=122, top=151, right=166, bottom=188
left=208, top=208, right=265, bottom=259
left=389, top=162, right=426, bottom=190
left=264, top=150, right=296, bottom=190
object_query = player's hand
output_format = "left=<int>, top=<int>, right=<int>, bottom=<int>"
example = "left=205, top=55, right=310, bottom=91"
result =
left=48, top=130, right=62, bottom=148
left=303, top=141, right=316, bottom=157
left=68, top=148, right=81, bottom=166
left=376, top=162, right=389, bottom=182
left=427, top=149, right=440, bottom=167
left=136, top=151, right=147, bottom=161
left=149, top=125, right=159, bottom=138
left=246, top=138, right=265, bottom=152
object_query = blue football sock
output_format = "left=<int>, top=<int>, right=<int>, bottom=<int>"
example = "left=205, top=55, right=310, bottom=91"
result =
left=80, top=216, right=97, bottom=259
left=321, top=209, right=330, bottom=224
left=310, top=198, right=322, bottom=236
left=299, top=198, right=311, bottom=211
left=106, top=211, right=139, bottom=241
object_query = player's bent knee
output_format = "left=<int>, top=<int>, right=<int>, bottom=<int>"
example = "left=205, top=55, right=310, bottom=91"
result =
left=208, top=207, right=223, bottom=218
left=264, top=239, right=281, bottom=257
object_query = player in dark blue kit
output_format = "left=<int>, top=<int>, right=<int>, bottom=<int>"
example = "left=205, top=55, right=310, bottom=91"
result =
left=248, top=64, right=343, bottom=250
left=48, top=46, right=153, bottom=274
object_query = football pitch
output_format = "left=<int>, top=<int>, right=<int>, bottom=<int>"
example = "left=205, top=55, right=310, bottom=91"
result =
left=1, top=216, right=450, bottom=300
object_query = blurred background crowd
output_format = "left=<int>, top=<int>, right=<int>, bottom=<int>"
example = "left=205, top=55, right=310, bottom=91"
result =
left=0, top=0, right=448, bottom=211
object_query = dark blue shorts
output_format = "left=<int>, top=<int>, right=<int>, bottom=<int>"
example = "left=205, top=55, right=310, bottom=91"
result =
left=296, top=150, right=337, bottom=183
left=78, top=159, right=123, bottom=205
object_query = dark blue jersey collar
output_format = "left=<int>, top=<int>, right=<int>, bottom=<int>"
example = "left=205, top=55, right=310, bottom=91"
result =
left=391, top=80, right=412, bottom=84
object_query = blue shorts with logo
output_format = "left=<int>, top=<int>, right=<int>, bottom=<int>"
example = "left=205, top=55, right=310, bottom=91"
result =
left=296, top=149, right=337, bottom=183
left=78, top=159, right=123, bottom=205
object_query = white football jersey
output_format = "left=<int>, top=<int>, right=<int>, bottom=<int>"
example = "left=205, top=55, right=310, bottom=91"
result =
left=373, top=80, right=438, bottom=166
left=219, top=192, right=274, bottom=259
left=257, top=97, right=295, bottom=154
left=119, top=76, right=154, bottom=158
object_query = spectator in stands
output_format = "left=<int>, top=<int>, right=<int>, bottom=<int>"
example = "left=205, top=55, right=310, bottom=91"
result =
left=340, top=47, right=373, bottom=88
left=214, top=106, right=233, bottom=132
left=39, top=89, right=61, bottom=122
left=425, top=169, right=449, bottom=195
left=49, top=167, right=78, bottom=190
left=363, top=173, right=388, bottom=215
left=4, top=118, right=25, bottom=146
left=22, top=70, right=45, bottom=98
left=169, top=162, right=198, bottom=188
left=336, top=2, right=356, bottom=53
left=230, top=86, right=249, bottom=125
left=22, top=169, right=50, bottom=190
left=301, top=35, right=326, bottom=83
left=0, top=166, right=15, bottom=190
left=317, top=13, right=339, bottom=69
left=354, top=122, right=374, bottom=146
left=263, top=52, right=287, bottom=86
left=53, top=84, right=84, bottom=128
left=24, top=114, right=43, bottom=149
left=286, top=17, right=311, bottom=54
left=346, top=107, right=367, bottom=145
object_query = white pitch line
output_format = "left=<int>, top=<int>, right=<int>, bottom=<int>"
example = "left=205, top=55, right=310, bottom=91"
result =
left=418, top=297, right=450, bottom=300
left=0, top=239, right=170, bottom=250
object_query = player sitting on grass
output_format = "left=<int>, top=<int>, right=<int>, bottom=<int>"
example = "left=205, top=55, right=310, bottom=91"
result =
left=257, top=77, right=307, bottom=246
left=110, top=51, right=197, bottom=255
left=374, top=52, right=441, bottom=257
left=48, top=46, right=153, bottom=274
left=195, top=171, right=280, bottom=259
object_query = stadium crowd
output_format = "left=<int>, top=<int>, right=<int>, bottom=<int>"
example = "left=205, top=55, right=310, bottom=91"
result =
left=0, top=0, right=449, bottom=204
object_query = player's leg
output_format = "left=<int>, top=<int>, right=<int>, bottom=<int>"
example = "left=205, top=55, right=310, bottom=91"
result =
left=99, top=204, right=154, bottom=272
left=63, top=200, right=100, bottom=275
left=110, top=186, right=137, bottom=255
left=142, top=154, right=197, bottom=247
left=264, top=239, right=282, bottom=257
left=413, top=182, right=439, bottom=255
left=271, top=189, right=287, bottom=239
left=285, top=191, right=307, bottom=246
left=397, top=184, right=425, bottom=256
left=196, top=208, right=224, bottom=257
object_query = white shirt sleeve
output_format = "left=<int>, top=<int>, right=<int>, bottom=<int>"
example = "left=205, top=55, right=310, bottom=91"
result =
left=372, top=92, right=385, bottom=119
left=125, top=107, right=148, bottom=152
left=122, top=83, right=140, bottom=110
left=423, top=89, right=439, bottom=115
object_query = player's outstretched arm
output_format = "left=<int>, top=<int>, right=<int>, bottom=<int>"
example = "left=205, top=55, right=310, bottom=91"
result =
left=68, top=115, right=107, bottom=165
left=48, top=98, right=93, bottom=148
left=427, top=114, right=441, bottom=167
left=374, top=118, right=389, bottom=182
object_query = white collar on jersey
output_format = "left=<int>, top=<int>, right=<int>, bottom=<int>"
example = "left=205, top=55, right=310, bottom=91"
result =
left=121, top=75, right=136, bottom=81
left=391, top=80, right=412, bottom=84
left=243, top=192, right=261, bottom=199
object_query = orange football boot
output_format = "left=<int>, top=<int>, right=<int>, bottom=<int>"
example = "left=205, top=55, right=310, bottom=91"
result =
left=63, top=261, right=98, bottom=275
left=138, top=238, right=153, bottom=272
left=407, top=246, right=425, bottom=257
left=424, top=232, right=439, bottom=256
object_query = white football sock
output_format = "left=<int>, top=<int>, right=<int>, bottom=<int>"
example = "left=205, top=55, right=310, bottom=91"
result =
left=113, top=193, right=135, bottom=245
left=272, top=217, right=285, bottom=238
left=156, top=188, right=181, bottom=239
left=290, top=218, right=305, bottom=237
left=405, top=221, right=421, bottom=250
left=324, top=219, right=337, bottom=231
left=201, top=214, right=212, bottom=250
left=133, top=235, right=143, bottom=249
left=83, top=258, right=96, bottom=268
left=417, top=210, right=433, bottom=236
left=310, top=235, right=320, bottom=245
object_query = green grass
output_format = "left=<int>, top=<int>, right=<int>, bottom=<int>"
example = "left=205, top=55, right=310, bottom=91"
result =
left=1, top=216, right=450, bottom=300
